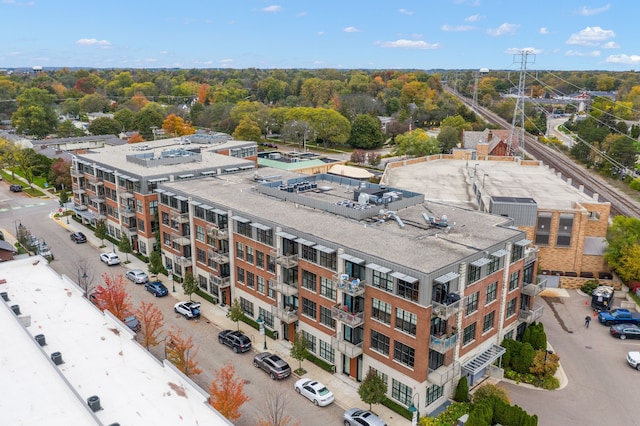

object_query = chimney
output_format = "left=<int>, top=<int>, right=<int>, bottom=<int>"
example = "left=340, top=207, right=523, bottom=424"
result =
left=487, top=130, right=493, bottom=142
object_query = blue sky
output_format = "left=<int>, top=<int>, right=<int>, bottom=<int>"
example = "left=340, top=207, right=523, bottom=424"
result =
left=2, top=1, right=638, bottom=71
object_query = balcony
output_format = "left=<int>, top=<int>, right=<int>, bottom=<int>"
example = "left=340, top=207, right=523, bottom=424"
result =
left=268, top=278, right=299, bottom=296
left=119, top=207, right=136, bottom=218
left=171, top=212, right=190, bottom=224
left=73, top=187, right=86, bottom=195
left=210, top=274, right=231, bottom=288
left=122, top=226, right=137, bottom=236
left=429, top=333, right=458, bottom=354
left=208, top=249, right=229, bottom=265
left=428, top=361, right=460, bottom=386
left=521, top=278, right=547, bottom=297
left=74, top=203, right=88, bottom=211
left=519, top=304, right=544, bottom=324
left=270, top=249, right=299, bottom=269
left=90, top=195, right=105, bottom=204
left=271, top=304, right=298, bottom=323
left=172, top=233, right=191, bottom=246
left=431, top=297, right=461, bottom=320
left=208, top=226, right=229, bottom=240
left=331, top=332, right=363, bottom=358
left=333, top=274, right=366, bottom=296
left=331, top=305, right=365, bottom=327
left=523, top=246, right=539, bottom=265
left=71, top=169, right=84, bottom=178
left=86, top=175, right=103, bottom=185
left=120, top=190, right=135, bottom=199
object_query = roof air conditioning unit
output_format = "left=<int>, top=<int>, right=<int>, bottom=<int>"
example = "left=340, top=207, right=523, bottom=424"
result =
left=51, top=351, right=64, bottom=365
left=11, top=304, right=20, bottom=315
left=35, top=334, right=46, bottom=346
left=87, top=395, right=102, bottom=412
left=0, top=291, right=8, bottom=301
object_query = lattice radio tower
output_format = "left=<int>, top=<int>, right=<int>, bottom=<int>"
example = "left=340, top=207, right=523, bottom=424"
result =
left=506, top=50, right=535, bottom=158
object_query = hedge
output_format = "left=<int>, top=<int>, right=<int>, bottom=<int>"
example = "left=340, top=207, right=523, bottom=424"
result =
left=381, top=397, right=413, bottom=420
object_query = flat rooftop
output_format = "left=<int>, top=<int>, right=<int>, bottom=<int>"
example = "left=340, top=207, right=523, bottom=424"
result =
left=0, top=257, right=231, bottom=426
left=384, top=159, right=601, bottom=210
left=160, top=169, right=522, bottom=274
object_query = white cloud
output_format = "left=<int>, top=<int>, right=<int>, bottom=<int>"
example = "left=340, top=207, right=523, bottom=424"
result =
left=399, top=8, right=413, bottom=15
left=441, top=24, right=474, bottom=32
left=220, top=58, right=233, bottom=63
left=262, top=5, right=281, bottom=13
left=375, top=39, right=440, bottom=49
left=297, top=11, right=307, bottom=17
left=465, top=14, right=483, bottom=22
left=317, top=31, right=325, bottom=36
left=75, top=38, right=111, bottom=48
left=505, top=47, right=543, bottom=55
left=343, top=26, right=361, bottom=33
left=487, top=23, right=518, bottom=36
left=601, top=41, right=619, bottom=49
left=159, top=50, right=169, bottom=55
left=2, top=0, right=35, bottom=6
left=539, top=27, right=549, bottom=35
left=577, top=4, right=611, bottom=16
left=565, top=50, right=601, bottom=57
left=605, top=54, right=640, bottom=65
left=566, top=26, right=615, bottom=46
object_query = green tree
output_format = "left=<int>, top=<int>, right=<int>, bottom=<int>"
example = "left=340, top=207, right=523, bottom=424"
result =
left=226, top=298, right=245, bottom=331
left=11, top=87, right=58, bottom=138
left=182, top=272, right=198, bottom=301
left=454, top=376, right=469, bottom=402
left=88, top=117, right=122, bottom=136
left=290, top=331, right=308, bottom=372
left=78, top=93, right=110, bottom=113
left=59, top=187, right=69, bottom=207
left=57, top=120, right=85, bottom=138
left=358, top=368, right=387, bottom=410
left=118, top=233, right=133, bottom=262
left=94, top=220, right=107, bottom=247
left=114, top=108, right=136, bottom=131
left=348, top=114, right=384, bottom=149
left=134, top=103, right=165, bottom=140
left=437, top=126, right=462, bottom=152
left=605, top=216, right=640, bottom=278
left=393, top=128, right=440, bottom=157
left=232, top=117, right=262, bottom=142
left=148, top=250, right=165, bottom=277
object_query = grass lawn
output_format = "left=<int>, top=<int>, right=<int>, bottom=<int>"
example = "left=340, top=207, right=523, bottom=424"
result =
left=1, top=170, right=45, bottom=197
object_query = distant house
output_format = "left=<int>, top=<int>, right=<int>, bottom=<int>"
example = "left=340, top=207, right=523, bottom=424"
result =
left=461, top=129, right=511, bottom=158
left=0, top=240, right=18, bottom=262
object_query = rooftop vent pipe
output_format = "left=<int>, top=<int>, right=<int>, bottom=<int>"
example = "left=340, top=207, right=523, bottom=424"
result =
left=35, top=334, right=46, bottom=346
left=0, top=291, right=8, bottom=301
left=51, top=352, right=64, bottom=365
left=87, top=395, right=102, bottom=412
left=11, top=304, right=20, bottom=315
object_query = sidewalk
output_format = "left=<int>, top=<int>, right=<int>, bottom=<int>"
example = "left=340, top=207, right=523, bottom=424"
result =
left=50, top=213, right=411, bottom=425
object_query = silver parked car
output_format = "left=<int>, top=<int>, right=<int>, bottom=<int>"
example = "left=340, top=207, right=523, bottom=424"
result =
left=343, top=408, right=387, bottom=426
left=253, top=352, right=291, bottom=380
left=126, top=269, right=149, bottom=284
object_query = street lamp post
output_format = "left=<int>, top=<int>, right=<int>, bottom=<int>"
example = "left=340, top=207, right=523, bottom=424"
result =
left=167, top=266, right=175, bottom=292
left=257, top=316, right=267, bottom=350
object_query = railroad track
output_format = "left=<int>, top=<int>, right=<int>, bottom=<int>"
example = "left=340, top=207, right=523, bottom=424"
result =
left=446, top=86, right=640, bottom=217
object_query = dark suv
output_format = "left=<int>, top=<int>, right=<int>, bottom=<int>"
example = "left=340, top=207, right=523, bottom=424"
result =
left=10, top=184, right=23, bottom=192
left=218, top=330, right=252, bottom=353
left=253, top=352, right=291, bottom=379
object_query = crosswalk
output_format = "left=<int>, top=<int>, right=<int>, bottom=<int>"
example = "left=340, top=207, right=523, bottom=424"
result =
left=0, top=202, right=50, bottom=213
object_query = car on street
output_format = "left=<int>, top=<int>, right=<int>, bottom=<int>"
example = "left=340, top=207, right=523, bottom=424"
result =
left=218, top=329, right=252, bottom=353
left=253, top=352, right=291, bottom=380
left=123, top=314, right=140, bottom=332
left=627, top=351, right=640, bottom=370
left=100, top=252, right=121, bottom=266
left=10, top=184, right=23, bottom=192
left=126, top=269, right=149, bottom=284
left=294, top=378, right=334, bottom=407
left=610, top=324, right=640, bottom=340
left=174, top=301, right=201, bottom=319
left=343, top=408, right=387, bottom=426
left=145, top=281, right=168, bottom=297
left=70, top=232, right=87, bottom=243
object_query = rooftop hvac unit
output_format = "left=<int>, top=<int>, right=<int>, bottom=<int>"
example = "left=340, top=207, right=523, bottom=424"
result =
left=35, top=334, right=46, bottom=346
left=0, top=291, right=8, bottom=301
left=51, top=351, right=64, bottom=365
left=87, top=395, right=102, bottom=412
left=11, top=304, right=20, bottom=315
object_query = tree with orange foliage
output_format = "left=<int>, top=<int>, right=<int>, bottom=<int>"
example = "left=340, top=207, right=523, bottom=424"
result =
left=162, top=114, right=196, bottom=137
left=166, top=328, right=202, bottom=377
left=128, top=132, right=146, bottom=143
left=208, top=362, right=250, bottom=422
left=198, top=83, right=209, bottom=104
left=131, top=94, right=149, bottom=110
left=135, top=301, right=165, bottom=349
left=92, top=273, right=133, bottom=321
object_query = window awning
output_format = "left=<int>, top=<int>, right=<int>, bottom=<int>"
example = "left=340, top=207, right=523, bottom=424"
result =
left=154, top=189, right=165, bottom=194
left=189, top=200, right=202, bottom=206
left=491, top=249, right=508, bottom=258
left=201, top=170, right=216, bottom=176
left=314, top=245, right=335, bottom=254
left=462, top=344, right=506, bottom=375
left=224, top=167, right=239, bottom=172
left=128, top=177, right=139, bottom=182
left=471, top=257, right=491, bottom=267
left=118, top=174, right=131, bottom=179
left=163, top=192, right=176, bottom=197
left=366, top=263, right=392, bottom=274
left=295, top=238, right=315, bottom=246
left=515, top=238, right=532, bottom=246
left=240, top=165, right=254, bottom=170
left=276, top=231, right=297, bottom=240
left=339, top=253, right=365, bottom=264
left=211, top=208, right=227, bottom=216
left=199, top=204, right=213, bottom=210
left=435, top=272, right=460, bottom=284
left=251, top=222, right=271, bottom=231
left=390, top=271, right=418, bottom=283
left=148, top=177, right=169, bottom=183
left=178, top=174, right=194, bottom=179
left=175, top=195, right=188, bottom=201
left=232, top=215, right=250, bottom=224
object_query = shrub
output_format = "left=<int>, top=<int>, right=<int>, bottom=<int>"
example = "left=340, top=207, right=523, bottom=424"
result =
left=472, top=383, right=510, bottom=405
left=454, top=376, right=469, bottom=402
left=380, top=397, right=413, bottom=420
left=580, top=279, right=599, bottom=295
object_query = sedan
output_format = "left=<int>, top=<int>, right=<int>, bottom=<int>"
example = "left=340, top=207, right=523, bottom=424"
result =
left=123, top=315, right=140, bottom=332
left=253, top=352, right=291, bottom=380
left=145, top=281, right=169, bottom=297
left=126, top=269, right=149, bottom=284
left=343, top=408, right=387, bottom=426
left=70, top=232, right=87, bottom=243
left=610, top=324, right=640, bottom=340
left=100, top=252, right=121, bottom=266
left=10, top=184, right=23, bottom=192
left=294, top=378, right=334, bottom=407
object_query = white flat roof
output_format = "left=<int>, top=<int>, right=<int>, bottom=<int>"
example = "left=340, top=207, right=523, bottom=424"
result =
left=0, top=257, right=231, bottom=426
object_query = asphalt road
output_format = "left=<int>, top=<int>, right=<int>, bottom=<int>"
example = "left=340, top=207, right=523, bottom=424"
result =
left=0, top=186, right=345, bottom=426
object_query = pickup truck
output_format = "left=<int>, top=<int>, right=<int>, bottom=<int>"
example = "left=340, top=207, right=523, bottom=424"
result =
left=598, top=308, right=640, bottom=326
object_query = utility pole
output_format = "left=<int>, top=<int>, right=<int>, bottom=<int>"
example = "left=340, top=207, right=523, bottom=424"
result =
left=506, top=50, right=535, bottom=158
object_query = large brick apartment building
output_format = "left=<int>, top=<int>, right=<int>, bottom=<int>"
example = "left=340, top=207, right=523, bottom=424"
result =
left=155, top=170, right=543, bottom=415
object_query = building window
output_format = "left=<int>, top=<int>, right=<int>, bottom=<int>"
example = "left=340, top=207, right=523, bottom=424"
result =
left=319, top=306, right=335, bottom=329
left=196, top=247, right=206, bottom=264
left=557, top=214, right=573, bottom=247
left=239, top=297, right=254, bottom=317
left=467, top=264, right=481, bottom=285
left=465, top=291, right=479, bottom=316
left=395, top=308, right=417, bottom=336
left=246, top=271, right=255, bottom=289
left=237, top=221, right=251, bottom=238
left=488, top=256, right=500, bottom=274
left=163, top=232, right=171, bottom=246
left=397, top=279, right=419, bottom=302
left=267, top=280, right=275, bottom=299
left=267, top=255, right=276, bottom=273
left=506, top=298, right=518, bottom=318
left=393, top=341, right=415, bottom=369
left=301, top=330, right=316, bottom=353
left=302, top=270, right=317, bottom=292
left=483, top=311, right=495, bottom=333
left=302, top=298, right=316, bottom=320
left=319, top=340, right=335, bottom=364
left=511, top=244, right=523, bottom=262
left=195, top=225, right=205, bottom=242
left=320, top=276, right=336, bottom=301
left=372, top=270, right=393, bottom=292
left=137, top=218, right=145, bottom=233
left=319, top=251, right=337, bottom=271
left=372, top=298, right=391, bottom=325
left=256, top=228, right=273, bottom=246
left=370, top=330, right=390, bottom=355
left=509, top=271, right=520, bottom=292
left=236, top=267, right=245, bottom=284
left=301, top=244, right=317, bottom=262
left=426, top=384, right=443, bottom=406
left=535, top=214, right=552, bottom=246
left=236, top=242, right=244, bottom=260
left=391, top=379, right=412, bottom=406
left=257, top=276, right=265, bottom=294
left=486, top=282, right=498, bottom=304
left=246, top=246, right=254, bottom=264
left=256, top=250, right=264, bottom=269
left=258, top=307, right=274, bottom=328
left=463, top=322, right=476, bottom=346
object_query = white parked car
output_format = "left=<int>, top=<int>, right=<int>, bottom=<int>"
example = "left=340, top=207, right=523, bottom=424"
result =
left=294, top=378, right=334, bottom=406
left=174, top=301, right=201, bottom=319
left=627, top=351, right=640, bottom=370
left=126, top=269, right=149, bottom=284
left=100, top=252, right=121, bottom=266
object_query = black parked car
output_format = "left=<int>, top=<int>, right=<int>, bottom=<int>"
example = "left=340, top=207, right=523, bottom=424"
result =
left=10, top=184, right=23, bottom=192
left=70, top=232, right=87, bottom=243
left=218, top=330, right=252, bottom=353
